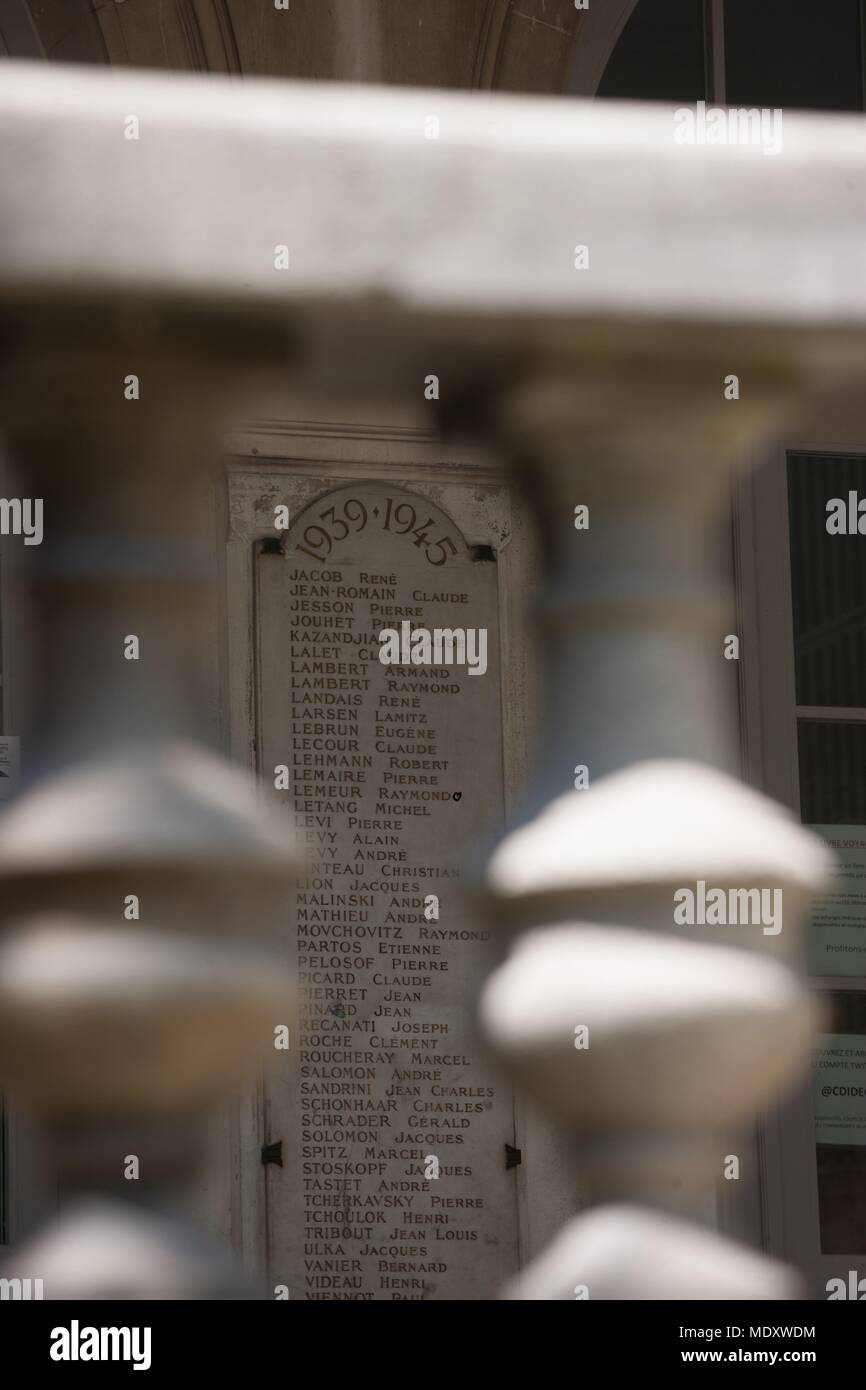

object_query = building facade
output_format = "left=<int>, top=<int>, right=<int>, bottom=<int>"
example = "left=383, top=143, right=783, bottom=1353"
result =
left=1, top=0, right=865, bottom=1300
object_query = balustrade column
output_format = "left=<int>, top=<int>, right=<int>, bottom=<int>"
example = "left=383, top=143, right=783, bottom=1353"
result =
left=0, top=302, right=300, bottom=1298
left=476, top=358, right=832, bottom=1299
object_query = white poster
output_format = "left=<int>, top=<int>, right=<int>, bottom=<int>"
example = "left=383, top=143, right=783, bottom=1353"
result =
left=807, top=825, right=866, bottom=976
left=812, top=1033, right=866, bottom=1145
left=0, top=735, right=18, bottom=800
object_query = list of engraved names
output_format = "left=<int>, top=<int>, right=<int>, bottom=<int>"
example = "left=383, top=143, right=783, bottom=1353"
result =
left=257, top=482, right=518, bottom=1300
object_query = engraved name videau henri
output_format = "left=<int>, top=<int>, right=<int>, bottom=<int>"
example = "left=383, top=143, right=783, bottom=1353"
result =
left=257, top=481, right=517, bottom=1299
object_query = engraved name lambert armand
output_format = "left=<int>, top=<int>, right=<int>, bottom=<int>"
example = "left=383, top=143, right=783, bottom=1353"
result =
left=378, top=621, right=488, bottom=676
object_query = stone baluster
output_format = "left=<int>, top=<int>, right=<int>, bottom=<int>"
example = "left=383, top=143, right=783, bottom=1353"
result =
left=475, top=361, right=832, bottom=1299
left=0, top=303, right=300, bottom=1298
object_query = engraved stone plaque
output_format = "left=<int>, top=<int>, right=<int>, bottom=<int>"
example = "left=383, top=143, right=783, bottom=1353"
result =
left=255, top=480, right=518, bottom=1300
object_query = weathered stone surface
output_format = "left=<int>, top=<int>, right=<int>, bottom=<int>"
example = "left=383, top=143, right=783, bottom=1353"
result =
left=4, top=62, right=866, bottom=362
left=480, top=923, right=819, bottom=1137
left=505, top=1205, right=803, bottom=1301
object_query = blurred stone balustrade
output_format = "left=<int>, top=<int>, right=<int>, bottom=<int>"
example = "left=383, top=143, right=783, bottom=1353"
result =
left=1, top=61, right=866, bottom=1297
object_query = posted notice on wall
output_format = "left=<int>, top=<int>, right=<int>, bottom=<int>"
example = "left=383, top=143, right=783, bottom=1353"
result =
left=812, top=1033, right=866, bottom=1145
left=806, top=825, right=866, bottom=976
left=0, top=736, right=18, bottom=801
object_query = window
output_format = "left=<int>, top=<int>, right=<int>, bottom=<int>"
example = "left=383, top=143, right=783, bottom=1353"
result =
left=788, top=451, right=866, bottom=1254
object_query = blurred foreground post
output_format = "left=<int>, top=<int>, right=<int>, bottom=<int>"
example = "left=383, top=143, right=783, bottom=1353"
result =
left=0, top=309, right=300, bottom=1296
left=477, top=366, right=830, bottom=1298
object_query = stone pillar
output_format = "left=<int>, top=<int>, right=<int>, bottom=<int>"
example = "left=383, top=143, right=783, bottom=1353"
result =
left=0, top=301, right=300, bottom=1298
left=476, top=359, right=832, bottom=1299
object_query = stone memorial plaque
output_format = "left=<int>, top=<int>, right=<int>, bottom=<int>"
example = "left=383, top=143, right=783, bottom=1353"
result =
left=255, top=480, right=518, bottom=1299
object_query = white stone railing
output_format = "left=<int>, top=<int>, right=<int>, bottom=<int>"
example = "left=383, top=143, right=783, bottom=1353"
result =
left=0, top=61, right=863, bottom=1297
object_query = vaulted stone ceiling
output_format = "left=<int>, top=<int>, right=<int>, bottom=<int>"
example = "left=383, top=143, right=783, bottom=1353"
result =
left=1, top=0, right=618, bottom=94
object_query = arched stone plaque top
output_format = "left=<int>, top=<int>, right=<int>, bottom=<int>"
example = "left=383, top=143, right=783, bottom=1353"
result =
left=285, top=481, right=475, bottom=573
